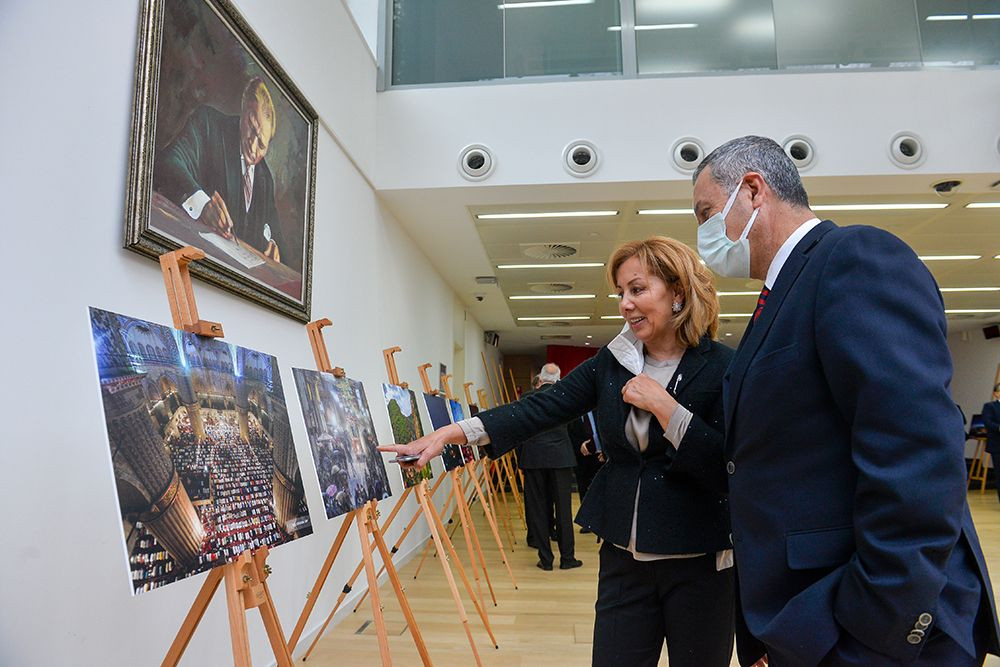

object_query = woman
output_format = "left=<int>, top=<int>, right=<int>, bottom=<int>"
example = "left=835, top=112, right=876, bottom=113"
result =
left=381, top=237, right=735, bottom=666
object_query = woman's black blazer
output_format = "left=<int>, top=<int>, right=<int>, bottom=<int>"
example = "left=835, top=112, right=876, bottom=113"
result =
left=479, top=336, right=734, bottom=555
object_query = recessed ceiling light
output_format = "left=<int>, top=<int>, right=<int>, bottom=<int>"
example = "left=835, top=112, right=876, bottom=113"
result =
left=812, top=203, right=948, bottom=211
left=926, top=14, right=968, bottom=21
left=939, top=287, right=1000, bottom=292
left=717, top=291, right=760, bottom=296
left=608, top=23, right=698, bottom=31
left=586, top=335, right=593, bottom=339
left=498, top=262, right=605, bottom=269
left=965, top=202, right=1000, bottom=209
left=509, top=294, right=596, bottom=300
left=720, top=313, right=754, bottom=318
left=476, top=210, right=617, bottom=220
left=725, top=333, right=733, bottom=337
left=945, top=309, right=1000, bottom=314
left=918, top=255, right=982, bottom=261
left=585, top=342, right=590, bottom=345
left=517, top=315, right=591, bottom=321
left=636, top=208, right=695, bottom=215
left=498, top=0, right=593, bottom=8
left=600, top=315, right=624, bottom=320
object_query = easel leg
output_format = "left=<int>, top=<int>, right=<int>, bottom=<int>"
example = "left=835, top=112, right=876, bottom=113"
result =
left=412, top=481, right=457, bottom=581
left=424, top=485, right=499, bottom=648
left=369, top=501, right=432, bottom=666
left=356, top=509, right=392, bottom=666
left=162, top=568, right=225, bottom=667
left=455, top=469, right=497, bottom=606
left=469, top=467, right=519, bottom=590
left=352, top=483, right=432, bottom=613
left=501, top=456, right=526, bottom=525
left=452, top=469, right=486, bottom=607
left=223, top=563, right=253, bottom=667
left=288, top=512, right=354, bottom=653
left=488, top=460, right=517, bottom=549
left=417, top=483, right=484, bottom=667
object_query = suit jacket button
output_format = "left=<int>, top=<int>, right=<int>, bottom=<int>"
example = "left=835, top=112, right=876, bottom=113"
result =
left=917, top=612, right=933, bottom=627
left=906, top=633, right=923, bottom=645
left=727, top=461, right=736, bottom=475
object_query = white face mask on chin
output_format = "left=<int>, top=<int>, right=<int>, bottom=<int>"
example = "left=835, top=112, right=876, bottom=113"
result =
left=696, top=181, right=759, bottom=278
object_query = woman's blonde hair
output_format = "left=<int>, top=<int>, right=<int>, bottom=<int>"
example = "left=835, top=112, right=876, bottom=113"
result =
left=607, top=236, right=720, bottom=347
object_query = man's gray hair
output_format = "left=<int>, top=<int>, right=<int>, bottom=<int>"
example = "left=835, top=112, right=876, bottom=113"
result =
left=538, top=363, right=561, bottom=384
left=693, top=135, right=810, bottom=209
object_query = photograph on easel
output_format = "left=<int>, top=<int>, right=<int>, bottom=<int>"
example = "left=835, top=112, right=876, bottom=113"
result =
left=125, top=0, right=318, bottom=322
left=89, top=307, right=312, bottom=595
left=381, top=383, right=433, bottom=487
left=292, top=369, right=391, bottom=520
left=424, top=392, right=465, bottom=470
left=449, top=398, right=477, bottom=463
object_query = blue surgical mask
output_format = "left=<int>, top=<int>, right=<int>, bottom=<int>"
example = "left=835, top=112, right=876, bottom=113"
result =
left=696, top=182, right=759, bottom=278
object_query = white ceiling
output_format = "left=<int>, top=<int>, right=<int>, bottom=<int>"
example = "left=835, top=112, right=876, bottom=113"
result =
left=378, top=173, right=1000, bottom=354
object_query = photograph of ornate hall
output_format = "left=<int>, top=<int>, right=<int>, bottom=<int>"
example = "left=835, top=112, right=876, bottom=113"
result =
left=89, top=307, right=312, bottom=594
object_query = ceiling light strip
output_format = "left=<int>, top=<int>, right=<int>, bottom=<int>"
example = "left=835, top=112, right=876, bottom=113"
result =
left=945, top=309, right=1000, bottom=314
left=517, top=315, right=591, bottom=321
left=965, top=202, right=1000, bottom=208
left=509, top=294, right=596, bottom=300
left=636, top=208, right=695, bottom=215
left=476, top=210, right=617, bottom=219
left=499, top=0, right=593, bottom=9
left=939, top=287, right=1000, bottom=292
left=811, top=203, right=948, bottom=211
left=498, top=262, right=605, bottom=269
left=918, top=255, right=982, bottom=261
left=926, top=14, right=969, bottom=21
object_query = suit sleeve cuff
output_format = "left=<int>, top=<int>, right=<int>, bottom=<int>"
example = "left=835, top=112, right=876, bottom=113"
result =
left=182, top=189, right=210, bottom=219
left=664, top=404, right=693, bottom=449
left=458, top=417, right=490, bottom=447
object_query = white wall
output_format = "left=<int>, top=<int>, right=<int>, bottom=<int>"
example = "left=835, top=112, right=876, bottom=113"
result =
left=950, top=331, right=1000, bottom=438
left=343, top=0, right=380, bottom=58
left=0, top=1, right=479, bottom=665
left=376, top=69, right=1000, bottom=191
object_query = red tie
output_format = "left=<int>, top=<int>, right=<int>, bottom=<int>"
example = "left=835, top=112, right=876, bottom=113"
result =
left=753, top=287, right=770, bottom=322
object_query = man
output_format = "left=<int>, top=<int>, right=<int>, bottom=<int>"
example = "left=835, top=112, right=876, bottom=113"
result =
left=155, top=76, right=283, bottom=262
left=522, top=374, right=555, bottom=549
left=519, top=363, right=582, bottom=571
left=691, top=135, right=999, bottom=665
left=982, top=384, right=1000, bottom=502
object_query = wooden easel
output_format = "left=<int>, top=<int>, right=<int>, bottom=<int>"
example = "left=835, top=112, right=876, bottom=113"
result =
left=384, top=349, right=498, bottom=665
left=475, top=390, right=518, bottom=549
left=158, top=246, right=290, bottom=667
left=287, top=319, right=429, bottom=666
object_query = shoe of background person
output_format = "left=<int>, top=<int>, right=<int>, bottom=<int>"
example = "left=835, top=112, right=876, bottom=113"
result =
left=580, top=528, right=591, bottom=534
left=536, top=560, right=553, bottom=571
left=559, top=559, right=583, bottom=570
left=527, top=539, right=539, bottom=549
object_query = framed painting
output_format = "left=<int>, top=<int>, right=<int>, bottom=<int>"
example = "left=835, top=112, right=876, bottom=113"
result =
left=125, top=0, right=317, bottom=321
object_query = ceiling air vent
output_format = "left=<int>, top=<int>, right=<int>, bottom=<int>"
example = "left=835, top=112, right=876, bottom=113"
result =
left=528, top=282, right=575, bottom=294
left=540, top=334, right=573, bottom=340
left=521, top=242, right=579, bottom=260
left=535, top=321, right=572, bottom=327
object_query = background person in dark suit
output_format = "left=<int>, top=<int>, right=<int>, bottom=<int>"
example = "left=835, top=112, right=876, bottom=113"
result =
left=155, top=76, right=283, bottom=262
left=982, top=384, right=1000, bottom=502
left=518, top=363, right=581, bottom=571
left=691, top=135, right=1000, bottom=666
left=382, top=237, right=736, bottom=667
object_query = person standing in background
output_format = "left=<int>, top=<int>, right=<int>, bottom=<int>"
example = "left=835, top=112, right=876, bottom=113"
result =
left=518, top=364, right=581, bottom=571
left=982, top=384, right=1000, bottom=503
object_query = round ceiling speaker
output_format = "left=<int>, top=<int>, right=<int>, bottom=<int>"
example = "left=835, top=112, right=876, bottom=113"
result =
left=563, top=140, right=600, bottom=177
left=782, top=135, right=816, bottom=171
left=459, top=144, right=495, bottom=181
left=888, top=132, right=925, bottom=169
left=671, top=137, right=706, bottom=173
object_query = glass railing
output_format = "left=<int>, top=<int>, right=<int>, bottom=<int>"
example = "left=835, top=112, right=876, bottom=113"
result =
left=384, top=0, right=1000, bottom=87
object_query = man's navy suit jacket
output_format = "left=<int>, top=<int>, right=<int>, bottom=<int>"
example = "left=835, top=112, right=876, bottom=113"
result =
left=725, top=220, right=999, bottom=665
left=982, top=401, right=1000, bottom=455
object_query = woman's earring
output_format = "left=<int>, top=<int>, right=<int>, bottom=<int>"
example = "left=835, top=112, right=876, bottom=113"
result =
left=672, top=301, right=683, bottom=313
